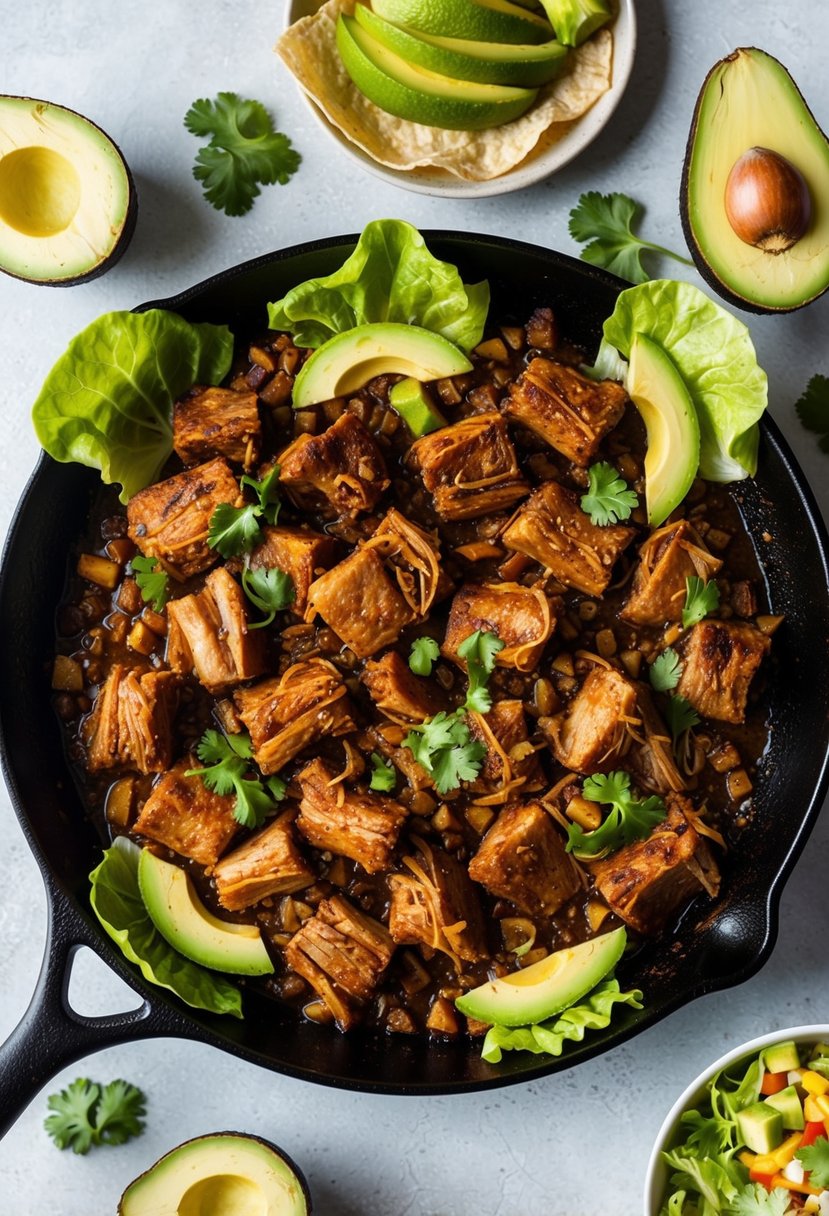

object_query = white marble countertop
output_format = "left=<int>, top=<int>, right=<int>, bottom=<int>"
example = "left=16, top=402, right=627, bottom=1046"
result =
left=2, top=2, right=829, bottom=1212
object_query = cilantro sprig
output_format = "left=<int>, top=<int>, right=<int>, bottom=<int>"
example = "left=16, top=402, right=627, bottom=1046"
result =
left=131, top=554, right=169, bottom=612
left=795, top=372, right=829, bottom=452
left=649, top=647, right=682, bottom=692
left=565, top=770, right=667, bottom=859
left=185, top=92, right=301, bottom=217
left=457, top=629, right=505, bottom=714
left=409, top=636, right=440, bottom=677
left=242, top=565, right=295, bottom=629
left=664, top=694, right=700, bottom=741
left=186, top=729, right=286, bottom=829
left=797, top=1135, right=829, bottom=1188
left=44, top=1078, right=145, bottom=1155
left=568, top=192, right=693, bottom=284
left=368, top=751, right=396, bottom=793
left=682, top=576, right=720, bottom=629
left=581, top=461, right=638, bottom=526
left=208, top=466, right=281, bottom=558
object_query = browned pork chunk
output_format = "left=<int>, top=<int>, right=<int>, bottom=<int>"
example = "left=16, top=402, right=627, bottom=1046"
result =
left=389, top=839, right=487, bottom=965
left=503, top=358, right=627, bottom=465
left=502, top=481, right=636, bottom=596
left=285, top=894, right=395, bottom=1030
left=133, top=759, right=239, bottom=865
left=467, top=699, right=544, bottom=801
left=173, top=386, right=261, bottom=469
left=543, top=665, right=638, bottom=774
left=296, top=757, right=408, bottom=874
left=233, top=658, right=355, bottom=775
left=677, top=620, right=771, bottom=724
left=406, top=412, right=529, bottom=522
left=127, top=457, right=241, bottom=581
left=305, top=548, right=414, bottom=658
left=363, top=507, right=446, bottom=618
left=468, top=801, right=582, bottom=916
left=84, top=665, right=178, bottom=774
left=361, top=650, right=443, bottom=725
left=628, top=685, right=686, bottom=794
left=442, top=582, right=554, bottom=673
left=278, top=412, right=389, bottom=516
left=166, top=567, right=264, bottom=694
left=589, top=795, right=720, bottom=935
left=212, top=811, right=315, bottom=911
left=248, top=525, right=337, bottom=615
left=622, top=521, right=722, bottom=626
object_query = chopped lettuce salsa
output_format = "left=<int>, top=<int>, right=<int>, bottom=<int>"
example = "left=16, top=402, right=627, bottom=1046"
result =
left=661, top=1039, right=829, bottom=1215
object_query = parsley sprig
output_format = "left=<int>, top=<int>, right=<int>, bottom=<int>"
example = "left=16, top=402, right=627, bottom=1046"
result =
left=565, top=770, right=667, bottom=859
left=581, top=461, right=638, bottom=526
left=682, top=576, right=720, bottom=629
left=44, top=1078, right=145, bottom=1155
left=795, top=372, right=829, bottom=452
left=208, top=466, right=281, bottom=558
left=568, top=192, right=693, bottom=284
left=409, top=636, right=440, bottom=677
left=184, top=92, right=301, bottom=217
left=186, top=729, right=286, bottom=829
left=368, top=751, right=396, bottom=793
left=242, top=565, right=295, bottom=629
left=131, top=555, right=169, bottom=612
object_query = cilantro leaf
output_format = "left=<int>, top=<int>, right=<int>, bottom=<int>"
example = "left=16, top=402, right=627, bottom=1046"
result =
left=368, top=751, right=396, bottom=792
left=208, top=502, right=261, bottom=557
left=431, top=736, right=487, bottom=795
left=665, top=694, right=700, bottom=741
left=580, top=461, right=638, bottom=526
left=795, top=373, right=829, bottom=453
left=409, top=636, right=440, bottom=677
left=457, top=629, right=504, bottom=715
left=797, top=1135, right=829, bottom=1188
left=185, top=93, right=301, bottom=217
left=44, top=1078, right=145, bottom=1154
left=242, top=565, right=296, bottom=629
left=130, top=554, right=169, bottom=612
left=568, top=192, right=693, bottom=284
left=240, top=466, right=282, bottom=526
left=650, top=647, right=682, bottom=692
left=726, top=1184, right=791, bottom=1216
left=187, top=729, right=282, bottom=828
left=566, top=770, right=667, bottom=858
left=682, top=576, right=721, bottom=629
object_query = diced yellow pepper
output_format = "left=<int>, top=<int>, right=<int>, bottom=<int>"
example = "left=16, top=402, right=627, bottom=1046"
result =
left=804, top=1095, right=824, bottom=1122
left=802, top=1070, right=829, bottom=1096
left=770, top=1174, right=822, bottom=1197
left=750, top=1152, right=779, bottom=1174
left=816, top=1094, right=829, bottom=1119
left=738, top=1150, right=757, bottom=1168
left=772, top=1132, right=803, bottom=1169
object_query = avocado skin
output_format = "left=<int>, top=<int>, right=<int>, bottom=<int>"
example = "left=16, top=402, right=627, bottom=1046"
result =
left=679, top=48, right=829, bottom=314
left=0, top=95, right=138, bottom=288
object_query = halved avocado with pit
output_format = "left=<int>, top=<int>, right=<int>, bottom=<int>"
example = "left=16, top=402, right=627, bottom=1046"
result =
left=118, top=1133, right=311, bottom=1216
left=680, top=48, right=829, bottom=313
left=0, top=96, right=136, bottom=286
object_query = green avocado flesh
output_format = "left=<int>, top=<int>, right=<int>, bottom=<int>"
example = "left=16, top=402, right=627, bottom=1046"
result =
left=455, top=926, right=626, bottom=1026
left=626, top=332, right=700, bottom=527
left=736, top=1101, right=784, bottom=1154
left=118, top=1134, right=309, bottom=1216
left=353, top=5, right=567, bottom=87
left=764, top=1086, right=805, bottom=1131
left=388, top=376, right=447, bottom=435
left=337, top=15, right=538, bottom=129
left=682, top=48, right=829, bottom=312
left=292, top=322, right=472, bottom=408
left=763, top=1039, right=801, bottom=1073
left=0, top=95, right=135, bottom=285
left=137, top=850, right=274, bottom=976
left=370, top=0, right=552, bottom=44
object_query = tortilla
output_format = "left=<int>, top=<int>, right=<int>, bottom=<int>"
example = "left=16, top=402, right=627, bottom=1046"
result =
left=276, top=0, right=613, bottom=182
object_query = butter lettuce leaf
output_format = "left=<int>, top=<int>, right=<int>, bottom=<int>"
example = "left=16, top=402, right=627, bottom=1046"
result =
left=89, top=838, right=243, bottom=1019
left=480, top=978, right=642, bottom=1063
left=267, top=219, right=489, bottom=352
left=601, top=280, right=768, bottom=482
left=32, top=309, right=234, bottom=503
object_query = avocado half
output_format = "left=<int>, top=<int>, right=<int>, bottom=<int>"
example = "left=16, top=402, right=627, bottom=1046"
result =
left=0, top=96, right=136, bottom=286
left=680, top=48, right=829, bottom=313
left=118, top=1133, right=312, bottom=1216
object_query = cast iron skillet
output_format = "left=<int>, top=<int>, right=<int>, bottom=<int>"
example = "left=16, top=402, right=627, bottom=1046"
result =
left=2, top=234, right=829, bottom=1134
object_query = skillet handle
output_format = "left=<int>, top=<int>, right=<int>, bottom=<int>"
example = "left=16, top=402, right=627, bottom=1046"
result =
left=0, top=882, right=187, bottom=1139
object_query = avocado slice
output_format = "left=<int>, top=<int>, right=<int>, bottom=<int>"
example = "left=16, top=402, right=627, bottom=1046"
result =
left=736, top=1101, right=784, bottom=1154
left=388, top=377, right=447, bottom=435
left=537, top=0, right=612, bottom=47
left=625, top=333, right=700, bottom=527
left=137, top=849, right=274, bottom=977
left=118, top=1133, right=311, bottom=1216
left=353, top=5, right=568, bottom=88
left=455, top=926, right=626, bottom=1027
left=292, top=322, right=472, bottom=408
left=764, top=1085, right=805, bottom=1131
left=337, top=14, right=538, bottom=130
left=370, top=0, right=552, bottom=44
left=763, top=1039, right=802, bottom=1074
left=0, top=95, right=136, bottom=286
left=681, top=48, right=829, bottom=313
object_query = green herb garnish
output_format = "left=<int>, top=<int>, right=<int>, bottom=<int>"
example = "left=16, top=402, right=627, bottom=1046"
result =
left=795, top=373, right=829, bottom=452
left=565, top=770, right=667, bottom=859
left=368, top=751, right=396, bottom=793
left=580, top=461, right=638, bottom=526
left=726, top=1185, right=791, bottom=1216
left=682, top=576, right=720, bottom=629
left=797, top=1136, right=829, bottom=1188
left=186, top=729, right=285, bottom=829
left=208, top=466, right=282, bottom=558
left=45, top=1078, right=146, bottom=1154
left=568, top=192, right=693, bottom=284
left=184, top=92, right=300, bottom=217
left=408, top=636, right=440, bottom=677
left=456, top=628, right=505, bottom=714
left=131, top=554, right=169, bottom=612
left=241, top=565, right=295, bottom=629
left=664, top=694, right=700, bottom=741
left=649, top=647, right=682, bottom=692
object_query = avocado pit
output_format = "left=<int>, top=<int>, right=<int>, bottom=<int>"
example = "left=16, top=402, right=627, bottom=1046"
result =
left=724, top=146, right=811, bottom=253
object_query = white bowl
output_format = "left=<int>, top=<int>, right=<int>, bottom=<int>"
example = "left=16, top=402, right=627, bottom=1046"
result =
left=644, top=1024, right=829, bottom=1216
left=282, top=0, right=637, bottom=197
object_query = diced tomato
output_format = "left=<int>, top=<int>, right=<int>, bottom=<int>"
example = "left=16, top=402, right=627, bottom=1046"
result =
left=760, top=1070, right=789, bottom=1096
left=801, top=1120, right=827, bottom=1148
